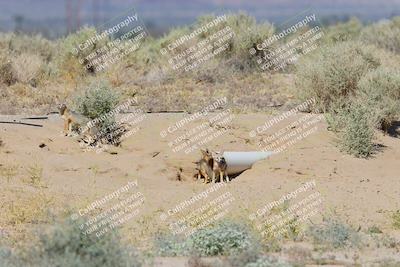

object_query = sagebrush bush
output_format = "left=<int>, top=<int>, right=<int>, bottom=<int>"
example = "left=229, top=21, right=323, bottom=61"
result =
left=308, top=218, right=361, bottom=249
left=324, top=99, right=351, bottom=132
left=11, top=53, right=44, bottom=85
left=0, top=52, right=15, bottom=85
left=59, top=27, right=109, bottom=78
left=323, top=17, right=362, bottom=43
left=0, top=33, right=57, bottom=86
left=200, top=13, right=275, bottom=71
left=156, top=13, right=275, bottom=74
left=154, top=233, right=190, bottom=256
left=0, top=218, right=141, bottom=267
left=74, top=81, right=124, bottom=145
left=155, top=221, right=257, bottom=257
left=295, top=41, right=380, bottom=111
left=189, top=221, right=256, bottom=256
left=0, top=246, right=18, bottom=267
left=74, top=81, right=119, bottom=119
left=0, top=33, right=55, bottom=61
left=360, top=17, right=400, bottom=54
left=34, top=218, right=141, bottom=267
left=339, top=103, right=375, bottom=158
left=227, top=244, right=261, bottom=267
left=357, top=67, right=400, bottom=132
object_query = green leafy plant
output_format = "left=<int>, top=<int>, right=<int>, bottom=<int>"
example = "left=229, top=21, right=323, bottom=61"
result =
left=189, top=221, right=256, bottom=256
left=75, top=80, right=119, bottom=119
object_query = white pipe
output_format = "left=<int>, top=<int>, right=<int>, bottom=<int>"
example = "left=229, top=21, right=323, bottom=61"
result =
left=223, top=151, right=274, bottom=175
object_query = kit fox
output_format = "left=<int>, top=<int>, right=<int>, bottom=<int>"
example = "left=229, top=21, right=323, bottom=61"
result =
left=196, top=149, right=214, bottom=184
left=58, top=104, right=87, bottom=136
left=213, top=154, right=229, bottom=183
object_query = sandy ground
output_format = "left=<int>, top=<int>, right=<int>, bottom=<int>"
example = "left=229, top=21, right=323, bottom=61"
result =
left=1, top=112, right=400, bottom=264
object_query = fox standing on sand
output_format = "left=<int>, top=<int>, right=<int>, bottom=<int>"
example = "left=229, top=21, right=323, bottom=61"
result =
left=196, top=149, right=214, bottom=184
left=213, top=153, right=229, bottom=183
left=58, top=104, right=87, bottom=136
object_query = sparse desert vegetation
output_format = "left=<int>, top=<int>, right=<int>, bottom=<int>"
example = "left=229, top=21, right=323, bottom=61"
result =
left=1, top=10, right=400, bottom=267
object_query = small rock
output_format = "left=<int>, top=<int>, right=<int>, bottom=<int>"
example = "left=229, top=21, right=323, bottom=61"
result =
left=39, top=142, right=47, bottom=148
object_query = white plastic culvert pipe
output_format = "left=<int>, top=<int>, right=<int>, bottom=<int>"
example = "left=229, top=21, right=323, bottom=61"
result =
left=223, top=151, right=275, bottom=175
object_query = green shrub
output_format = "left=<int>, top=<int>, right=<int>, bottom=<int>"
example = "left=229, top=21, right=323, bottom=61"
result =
left=189, top=221, right=256, bottom=256
left=295, top=41, right=380, bottom=111
left=75, top=81, right=119, bottom=120
left=339, top=103, right=375, bottom=158
left=155, top=221, right=257, bottom=257
left=357, top=67, right=400, bottom=132
left=227, top=245, right=261, bottom=267
left=360, top=17, right=400, bottom=54
left=308, top=218, right=361, bottom=249
left=157, top=13, right=275, bottom=73
left=215, top=13, right=275, bottom=71
left=59, top=27, right=109, bottom=78
left=326, top=101, right=376, bottom=158
left=31, top=218, right=141, bottom=267
left=154, top=233, right=190, bottom=256
left=74, top=81, right=122, bottom=145
left=0, top=218, right=141, bottom=267
left=324, top=99, right=351, bottom=132
left=0, top=246, right=19, bottom=267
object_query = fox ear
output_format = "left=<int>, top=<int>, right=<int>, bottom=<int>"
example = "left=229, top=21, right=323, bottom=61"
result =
left=58, top=103, right=66, bottom=109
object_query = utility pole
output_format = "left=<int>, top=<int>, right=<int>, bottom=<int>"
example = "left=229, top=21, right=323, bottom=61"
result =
left=65, top=0, right=83, bottom=33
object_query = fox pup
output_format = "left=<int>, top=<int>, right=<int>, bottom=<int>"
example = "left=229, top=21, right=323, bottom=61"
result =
left=196, top=149, right=214, bottom=184
left=58, top=104, right=87, bottom=136
left=213, top=153, right=229, bottom=183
